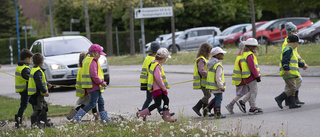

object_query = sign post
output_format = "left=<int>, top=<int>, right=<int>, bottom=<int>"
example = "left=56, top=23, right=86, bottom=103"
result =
left=22, top=26, right=33, bottom=49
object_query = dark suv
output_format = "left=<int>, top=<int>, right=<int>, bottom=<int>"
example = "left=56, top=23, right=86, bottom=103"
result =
left=298, top=20, right=320, bottom=43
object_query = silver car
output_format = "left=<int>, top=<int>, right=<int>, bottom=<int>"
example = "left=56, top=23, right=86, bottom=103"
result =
left=29, top=36, right=110, bottom=86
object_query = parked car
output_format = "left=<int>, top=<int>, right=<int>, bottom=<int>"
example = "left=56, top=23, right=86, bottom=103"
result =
left=298, top=20, right=320, bottom=43
left=206, top=23, right=249, bottom=47
left=243, top=17, right=313, bottom=45
left=173, top=27, right=221, bottom=51
left=145, top=32, right=183, bottom=52
left=223, top=21, right=268, bottom=46
left=29, top=36, right=110, bottom=85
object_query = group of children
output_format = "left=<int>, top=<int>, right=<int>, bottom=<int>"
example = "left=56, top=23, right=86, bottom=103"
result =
left=6, top=22, right=308, bottom=128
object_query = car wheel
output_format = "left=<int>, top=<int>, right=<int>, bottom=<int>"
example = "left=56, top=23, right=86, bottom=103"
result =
left=168, top=45, right=180, bottom=52
left=313, top=33, right=320, bottom=43
left=258, top=37, right=269, bottom=45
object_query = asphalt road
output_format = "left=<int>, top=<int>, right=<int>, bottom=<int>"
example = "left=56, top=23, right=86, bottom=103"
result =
left=1, top=65, right=320, bottom=136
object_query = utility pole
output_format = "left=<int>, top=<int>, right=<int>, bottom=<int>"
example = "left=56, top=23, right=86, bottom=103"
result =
left=48, top=0, right=54, bottom=37
left=250, top=0, right=256, bottom=39
left=15, top=0, right=21, bottom=60
left=83, top=0, right=91, bottom=40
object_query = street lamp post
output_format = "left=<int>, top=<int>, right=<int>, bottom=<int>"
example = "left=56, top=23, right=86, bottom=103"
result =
left=22, top=26, right=33, bottom=49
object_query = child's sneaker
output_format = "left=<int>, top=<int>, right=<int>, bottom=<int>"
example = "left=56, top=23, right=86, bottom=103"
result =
left=236, top=100, right=246, bottom=113
left=225, top=104, right=234, bottom=114
left=248, top=107, right=263, bottom=115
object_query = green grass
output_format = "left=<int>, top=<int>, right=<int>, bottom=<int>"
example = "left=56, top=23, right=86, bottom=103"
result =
left=108, top=43, right=320, bottom=66
left=0, top=95, right=73, bottom=121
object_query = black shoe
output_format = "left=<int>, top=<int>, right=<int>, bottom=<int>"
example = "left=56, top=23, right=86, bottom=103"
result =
left=295, top=91, right=305, bottom=104
left=14, top=114, right=20, bottom=128
left=275, top=92, right=287, bottom=109
left=192, top=100, right=203, bottom=116
left=236, top=100, right=246, bottom=113
left=248, top=107, right=263, bottom=115
left=289, top=96, right=301, bottom=109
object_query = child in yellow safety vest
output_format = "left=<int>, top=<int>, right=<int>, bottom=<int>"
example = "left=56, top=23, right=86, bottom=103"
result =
left=14, top=49, right=33, bottom=128
left=192, top=42, right=213, bottom=117
left=28, top=53, right=53, bottom=128
left=66, top=52, right=99, bottom=121
left=202, top=47, right=227, bottom=118
left=138, top=48, right=177, bottom=122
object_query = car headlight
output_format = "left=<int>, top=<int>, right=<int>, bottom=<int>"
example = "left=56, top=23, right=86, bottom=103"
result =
left=98, top=57, right=107, bottom=65
left=50, top=64, right=66, bottom=70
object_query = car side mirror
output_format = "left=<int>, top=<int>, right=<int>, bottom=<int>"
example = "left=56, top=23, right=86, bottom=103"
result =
left=242, top=27, right=247, bottom=34
left=160, top=37, right=164, bottom=41
left=212, top=31, right=217, bottom=37
left=184, top=34, right=188, bottom=39
left=270, top=27, right=274, bottom=32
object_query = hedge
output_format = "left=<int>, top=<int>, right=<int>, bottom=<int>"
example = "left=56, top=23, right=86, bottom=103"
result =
left=0, top=31, right=160, bottom=64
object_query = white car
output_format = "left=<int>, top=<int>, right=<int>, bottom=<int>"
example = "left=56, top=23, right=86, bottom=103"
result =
left=29, top=36, right=110, bottom=86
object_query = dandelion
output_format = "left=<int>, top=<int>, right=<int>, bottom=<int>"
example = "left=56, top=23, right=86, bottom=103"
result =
left=194, top=133, right=200, bottom=137
left=170, top=126, right=174, bottom=129
left=280, top=131, right=284, bottom=135
left=180, top=128, right=186, bottom=133
left=170, top=131, right=174, bottom=136
left=132, top=129, right=136, bottom=132
left=201, top=128, right=208, bottom=134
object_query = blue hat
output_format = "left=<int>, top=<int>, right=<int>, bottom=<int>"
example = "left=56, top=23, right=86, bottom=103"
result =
left=150, top=41, right=160, bottom=53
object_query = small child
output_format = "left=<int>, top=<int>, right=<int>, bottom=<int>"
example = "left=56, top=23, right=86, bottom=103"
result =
left=28, top=53, right=53, bottom=128
left=14, top=49, right=33, bottom=128
left=236, top=38, right=263, bottom=115
left=138, top=48, right=176, bottom=122
left=275, top=34, right=305, bottom=109
left=73, top=44, right=109, bottom=123
left=225, top=42, right=251, bottom=114
left=203, top=47, right=227, bottom=118
left=192, top=42, right=213, bottom=116
left=66, top=52, right=99, bottom=121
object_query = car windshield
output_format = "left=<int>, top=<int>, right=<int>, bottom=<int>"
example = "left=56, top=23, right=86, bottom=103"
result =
left=313, top=20, right=320, bottom=27
left=44, top=38, right=92, bottom=56
left=257, top=20, right=277, bottom=30
left=220, top=27, right=234, bottom=36
left=245, top=23, right=265, bottom=31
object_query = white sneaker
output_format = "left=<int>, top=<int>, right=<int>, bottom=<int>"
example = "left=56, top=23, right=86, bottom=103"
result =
left=225, top=104, right=234, bottom=114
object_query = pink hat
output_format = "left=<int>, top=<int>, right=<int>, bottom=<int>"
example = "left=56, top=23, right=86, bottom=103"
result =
left=89, top=44, right=106, bottom=55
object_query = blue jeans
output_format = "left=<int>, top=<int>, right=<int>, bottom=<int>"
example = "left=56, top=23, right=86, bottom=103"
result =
left=141, top=90, right=162, bottom=112
left=213, top=93, right=223, bottom=106
left=17, top=91, right=31, bottom=117
left=82, top=90, right=105, bottom=112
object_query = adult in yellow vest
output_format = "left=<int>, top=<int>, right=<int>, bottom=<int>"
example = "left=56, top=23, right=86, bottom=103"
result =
left=138, top=48, right=176, bottom=122
left=236, top=38, right=263, bottom=115
left=73, top=44, right=109, bottom=123
left=275, top=35, right=306, bottom=109
left=203, top=47, right=227, bottom=118
left=281, top=22, right=308, bottom=105
left=14, top=49, right=33, bottom=128
left=66, top=52, right=98, bottom=121
left=192, top=42, right=213, bottom=116
left=28, top=53, right=53, bottom=128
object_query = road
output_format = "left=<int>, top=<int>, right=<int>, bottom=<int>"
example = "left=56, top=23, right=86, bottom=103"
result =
left=1, top=65, right=320, bottom=136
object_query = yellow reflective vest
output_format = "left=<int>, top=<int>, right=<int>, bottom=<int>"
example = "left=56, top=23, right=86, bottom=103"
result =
left=193, top=56, right=208, bottom=89
left=76, top=67, right=86, bottom=97
left=28, top=66, right=48, bottom=96
left=240, top=51, right=261, bottom=78
left=232, top=55, right=242, bottom=85
left=282, top=37, right=305, bottom=63
left=280, top=46, right=300, bottom=77
left=139, top=55, right=155, bottom=90
left=15, top=64, right=30, bottom=93
left=81, top=56, right=105, bottom=93
left=206, top=62, right=226, bottom=90
left=147, top=61, right=169, bottom=91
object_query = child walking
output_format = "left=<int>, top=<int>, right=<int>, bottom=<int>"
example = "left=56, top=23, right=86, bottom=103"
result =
left=235, top=38, right=263, bottom=115
left=66, top=52, right=99, bottom=121
left=73, top=44, right=109, bottom=123
left=275, top=35, right=306, bottom=109
left=28, top=53, right=53, bottom=128
left=192, top=42, right=213, bottom=116
left=203, top=47, right=227, bottom=118
left=138, top=48, right=176, bottom=122
left=14, top=49, right=33, bottom=128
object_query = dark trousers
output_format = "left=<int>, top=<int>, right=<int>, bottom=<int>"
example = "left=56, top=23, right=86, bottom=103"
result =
left=17, top=90, right=31, bottom=117
left=148, top=93, right=169, bottom=112
left=75, top=104, right=97, bottom=113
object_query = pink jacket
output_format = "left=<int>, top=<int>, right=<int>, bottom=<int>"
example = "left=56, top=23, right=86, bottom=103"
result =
left=86, top=57, right=104, bottom=93
left=151, top=60, right=168, bottom=96
left=242, top=54, right=260, bottom=84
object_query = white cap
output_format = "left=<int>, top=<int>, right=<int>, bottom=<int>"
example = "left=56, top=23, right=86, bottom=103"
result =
left=245, top=38, right=259, bottom=46
left=156, top=48, right=171, bottom=58
left=211, top=47, right=227, bottom=56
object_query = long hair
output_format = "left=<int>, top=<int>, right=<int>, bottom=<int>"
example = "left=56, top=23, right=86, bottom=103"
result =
left=79, top=52, right=87, bottom=67
left=244, top=45, right=258, bottom=55
left=196, top=42, right=213, bottom=60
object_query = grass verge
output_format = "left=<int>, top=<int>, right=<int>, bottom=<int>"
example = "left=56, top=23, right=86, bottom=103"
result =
left=108, top=43, right=320, bottom=66
left=0, top=95, right=73, bottom=121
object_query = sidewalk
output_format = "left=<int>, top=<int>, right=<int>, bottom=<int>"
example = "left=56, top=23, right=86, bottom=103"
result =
left=110, top=64, right=320, bottom=77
